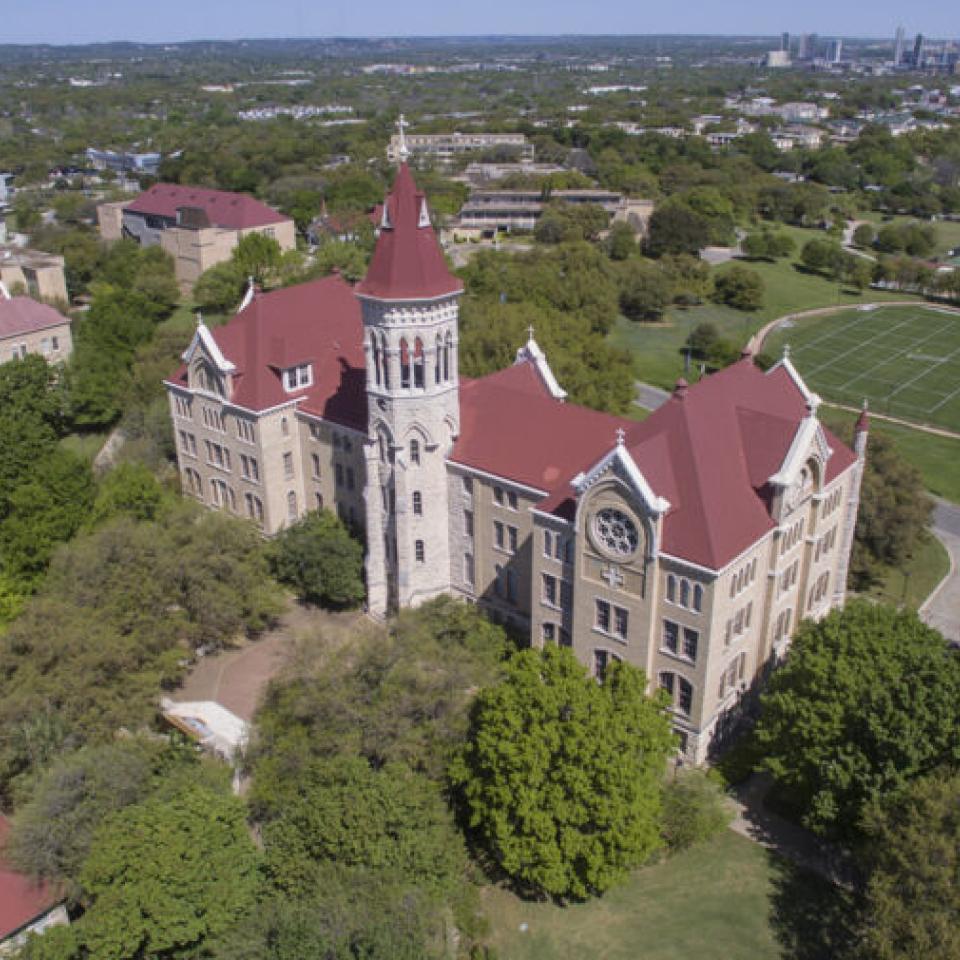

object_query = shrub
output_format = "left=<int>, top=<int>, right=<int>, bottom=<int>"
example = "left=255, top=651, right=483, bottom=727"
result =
left=661, top=769, right=732, bottom=852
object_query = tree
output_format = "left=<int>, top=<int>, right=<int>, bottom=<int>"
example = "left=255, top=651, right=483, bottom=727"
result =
left=212, top=868, right=445, bottom=960
left=606, top=220, right=638, bottom=260
left=850, top=431, right=933, bottom=587
left=801, top=237, right=847, bottom=278
left=686, top=321, right=720, bottom=360
left=618, top=258, right=673, bottom=320
left=851, top=223, right=876, bottom=248
left=88, top=462, right=169, bottom=526
left=856, top=771, right=960, bottom=960
left=250, top=596, right=508, bottom=784
left=754, top=601, right=960, bottom=839
left=534, top=202, right=610, bottom=244
left=742, top=230, right=795, bottom=261
left=258, top=756, right=466, bottom=898
left=645, top=200, right=711, bottom=258
left=232, top=231, right=283, bottom=282
left=193, top=259, right=247, bottom=314
left=56, top=786, right=260, bottom=960
left=712, top=264, right=764, bottom=311
left=450, top=646, right=674, bottom=899
left=267, top=509, right=365, bottom=608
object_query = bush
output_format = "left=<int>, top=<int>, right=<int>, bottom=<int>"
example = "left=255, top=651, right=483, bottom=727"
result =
left=661, top=769, right=732, bottom=852
left=712, top=265, right=764, bottom=311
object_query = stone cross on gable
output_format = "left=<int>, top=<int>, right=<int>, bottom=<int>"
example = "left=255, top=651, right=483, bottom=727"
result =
left=615, top=427, right=626, bottom=447
left=601, top=565, right=624, bottom=589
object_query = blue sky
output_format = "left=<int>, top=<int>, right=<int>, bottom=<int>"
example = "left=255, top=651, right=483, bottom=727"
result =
left=5, top=0, right=956, bottom=46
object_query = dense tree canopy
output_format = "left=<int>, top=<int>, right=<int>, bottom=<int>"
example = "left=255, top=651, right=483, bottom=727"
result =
left=450, top=646, right=674, bottom=899
left=755, top=601, right=960, bottom=839
left=267, top=510, right=365, bottom=608
left=856, top=771, right=960, bottom=960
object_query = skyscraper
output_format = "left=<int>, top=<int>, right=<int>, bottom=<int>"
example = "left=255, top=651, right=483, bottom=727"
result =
left=893, top=25, right=906, bottom=65
left=781, top=32, right=790, bottom=52
left=830, top=39, right=843, bottom=64
left=913, top=33, right=925, bottom=67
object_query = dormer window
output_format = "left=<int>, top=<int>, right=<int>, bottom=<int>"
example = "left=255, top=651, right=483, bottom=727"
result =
left=283, top=364, right=313, bottom=392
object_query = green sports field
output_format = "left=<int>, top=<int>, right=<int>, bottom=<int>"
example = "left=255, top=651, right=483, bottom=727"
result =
left=764, top=305, right=960, bottom=433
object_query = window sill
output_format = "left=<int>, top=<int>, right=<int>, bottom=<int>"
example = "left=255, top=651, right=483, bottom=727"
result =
left=541, top=600, right=563, bottom=612
left=658, top=648, right=697, bottom=667
left=206, top=462, right=231, bottom=474
left=664, top=600, right=702, bottom=615
left=592, top=626, right=628, bottom=645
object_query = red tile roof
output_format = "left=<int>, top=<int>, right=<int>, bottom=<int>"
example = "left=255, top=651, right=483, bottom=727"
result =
left=166, top=276, right=367, bottom=431
left=0, top=816, right=62, bottom=941
left=0, top=297, right=70, bottom=339
left=355, top=164, right=462, bottom=301
left=126, top=184, right=289, bottom=230
left=452, top=357, right=858, bottom=570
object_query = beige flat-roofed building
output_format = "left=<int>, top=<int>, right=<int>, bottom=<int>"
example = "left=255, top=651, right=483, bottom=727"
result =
left=0, top=247, right=68, bottom=304
left=166, top=163, right=867, bottom=764
left=0, top=289, right=72, bottom=365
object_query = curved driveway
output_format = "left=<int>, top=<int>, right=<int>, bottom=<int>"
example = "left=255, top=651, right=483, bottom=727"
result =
left=921, top=499, right=960, bottom=644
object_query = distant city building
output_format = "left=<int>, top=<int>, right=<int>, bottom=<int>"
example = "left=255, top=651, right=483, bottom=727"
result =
left=0, top=285, right=72, bottom=365
left=237, top=104, right=353, bottom=122
left=829, top=39, right=843, bottom=64
left=450, top=188, right=625, bottom=237
left=0, top=173, right=12, bottom=207
left=386, top=127, right=534, bottom=166
left=97, top=184, right=295, bottom=293
left=766, top=50, right=791, bottom=69
left=797, top=33, right=818, bottom=61
left=0, top=246, right=68, bottom=303
left=781, top=31, right=790, bottom=52
left=894, top=26, right=906, bottom=66
left=85, top=148, right=162, bottom=178
left=913, top=34, right=925, bottom=67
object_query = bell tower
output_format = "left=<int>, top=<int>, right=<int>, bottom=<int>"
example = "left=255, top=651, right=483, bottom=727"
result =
left=356, top=132, right=463, bottom=616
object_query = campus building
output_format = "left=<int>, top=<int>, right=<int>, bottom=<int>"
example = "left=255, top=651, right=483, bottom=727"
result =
left=0, top=285, right=72, bottom=365
left=97, top=184, right=296, bottom=293
left=165, top=161, right=867, bottom=763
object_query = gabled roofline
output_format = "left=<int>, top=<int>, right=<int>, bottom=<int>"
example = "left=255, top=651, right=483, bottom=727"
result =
left=571, top=441, right=671, bottom=516
left=515, top=333, right=567, bottom=401
left=767, top=353, right=821, bottom=412
left=445, top=459, right=549, bottom=498
left=181, top=318, right=236, bottom=374
left=355, top=286, right=463, bottom=305
left=768, top=413, right=833, bottom=486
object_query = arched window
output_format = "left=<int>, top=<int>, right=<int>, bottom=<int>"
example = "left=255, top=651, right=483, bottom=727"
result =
left=435, top=334, right=443, bottom=384
left=413, top=338, right=425, bottom=389
left=409, top=439, right=420, bottom=465
left=415, top=540, right=425, bottom=563
left=381, top=333, right=391, bottom=389
left=666, top=574, right=676, bottom=603
left=372, top=334, right=382, bottom=386
left=443, top=331, right=453, bottom=382
left=400, top=338, right=411, bottom=389
left=287, top=490, right=297, bottom=520
left=412, top=491, right=422, bottom=515
left=693, top=584, right=703, bottom=612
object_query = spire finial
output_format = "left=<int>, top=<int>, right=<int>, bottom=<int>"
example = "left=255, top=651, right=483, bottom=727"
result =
left=396, top=113, right=410, bottom=162
left=527, top=325, right=535, bottom=342
left=783, top=343, right=791, bottom=360
left=862, top=397, right=869, bottom=411
left=616, top=427, right=626, bottom=447
left=195, top=310, right=203, bottom=328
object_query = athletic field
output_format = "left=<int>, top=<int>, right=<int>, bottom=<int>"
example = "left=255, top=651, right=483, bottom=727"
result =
left=764, top=305, right=960, bottom=433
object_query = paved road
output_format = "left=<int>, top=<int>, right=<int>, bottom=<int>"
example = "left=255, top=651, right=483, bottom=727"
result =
left=634, top=381, right=671, bottom=412
left=921, top=498, right=960, bottom=644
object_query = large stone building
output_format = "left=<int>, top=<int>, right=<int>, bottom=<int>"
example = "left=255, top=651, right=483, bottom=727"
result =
left=165, top=162, right=867, bottom=762
left=98, top=184, right=295, bottom=293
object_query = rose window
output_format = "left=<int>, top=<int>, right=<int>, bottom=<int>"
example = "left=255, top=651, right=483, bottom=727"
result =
left=593, top=508, right=640, bottom=557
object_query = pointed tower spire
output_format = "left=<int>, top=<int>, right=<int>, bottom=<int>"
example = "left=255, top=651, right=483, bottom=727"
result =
left=356, top=164, right=462, bottom=302
left=396, top=113, right=410, bottom=162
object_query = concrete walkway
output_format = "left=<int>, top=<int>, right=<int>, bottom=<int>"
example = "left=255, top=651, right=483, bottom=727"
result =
left=728, top=774, right=858, bottom=887
left=634, top=381, right=670, bottom=412
left=920, top=498, right=960, bottom=644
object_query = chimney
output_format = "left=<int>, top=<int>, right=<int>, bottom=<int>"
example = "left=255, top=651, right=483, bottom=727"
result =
left=673, top=378, right=689, bottom=400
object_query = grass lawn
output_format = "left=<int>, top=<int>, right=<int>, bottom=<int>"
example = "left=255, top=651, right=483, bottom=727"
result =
left=860, top=531, right=951, bottom=610
left=821, top=406, right=960, bottom=504
left=483, top=830, right=846, bottom=960
left=610, top=254, right=918, bottom=390
left=763, top=305, right=960, bottom=433
left=859, top=212, right=960, bottom=258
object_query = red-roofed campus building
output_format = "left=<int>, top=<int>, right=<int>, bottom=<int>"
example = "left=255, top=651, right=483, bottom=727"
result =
left=165, top=160, right=868, bottom=762
left=0, top=285, right=72, bottom=365
left=0, top=816, right=69, bottom=954
left=97, top=184, right=295, bottom=293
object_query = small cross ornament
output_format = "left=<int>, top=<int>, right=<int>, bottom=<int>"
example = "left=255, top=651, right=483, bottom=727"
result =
left=601, top=565, right=624, bottom=589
